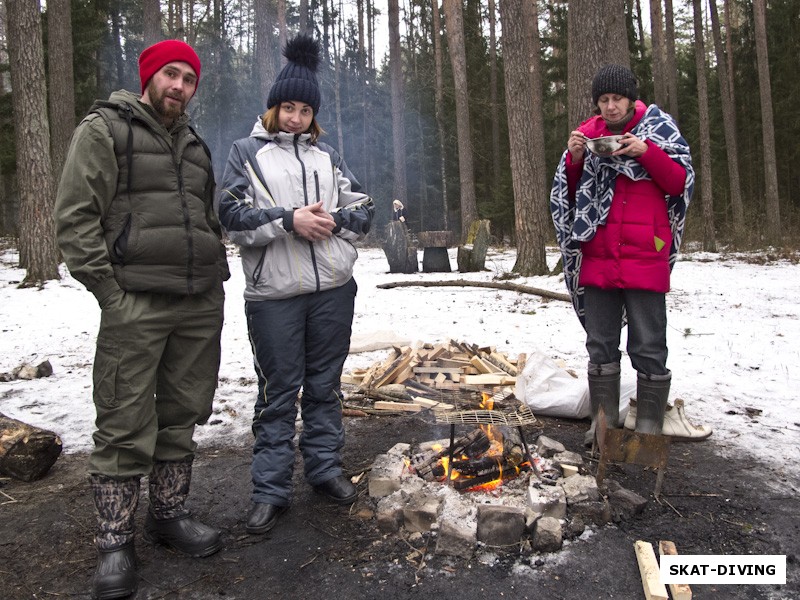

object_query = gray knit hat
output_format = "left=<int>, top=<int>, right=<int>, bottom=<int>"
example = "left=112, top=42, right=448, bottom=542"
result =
left=267, top=35, right=322, bottom=114
left=591, top=64, right=638, bottom=105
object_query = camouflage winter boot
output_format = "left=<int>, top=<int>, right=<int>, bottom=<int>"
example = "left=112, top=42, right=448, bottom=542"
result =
left=89, top=474, right=140, bottom=600
left=143, top=458, right=222, bottom=557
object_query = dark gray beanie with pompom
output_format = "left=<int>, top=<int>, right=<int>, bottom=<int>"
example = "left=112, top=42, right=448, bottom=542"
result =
left=267, top=35, right=322, bottom=114
left=591, top=64, right=638, bottom=105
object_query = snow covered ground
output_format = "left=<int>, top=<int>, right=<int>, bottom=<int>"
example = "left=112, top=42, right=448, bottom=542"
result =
left=1, top=244, right=798, bottom=484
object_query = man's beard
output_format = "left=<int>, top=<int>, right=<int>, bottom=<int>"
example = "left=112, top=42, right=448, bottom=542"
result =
left=147, top=81, right=186, bottom=122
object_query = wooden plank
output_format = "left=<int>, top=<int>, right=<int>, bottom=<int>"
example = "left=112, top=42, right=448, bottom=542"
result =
left=412, top=366, right=464, bottom=374
left=469, top=356, right=501, bottom=374
left=373, top=401, right=422, bottom=413
left=461, top=374, right=516, bottom=385
left=634, top=541, right=668, bottom=600
left=412, top=397, right=454, bottom=411
left=659, top=541, right=693, bottom=600
left=373, top=349, right=414, bottom=388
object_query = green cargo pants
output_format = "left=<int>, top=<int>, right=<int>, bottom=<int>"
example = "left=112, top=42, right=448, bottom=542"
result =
left=89, top=284, right=225, bottom=477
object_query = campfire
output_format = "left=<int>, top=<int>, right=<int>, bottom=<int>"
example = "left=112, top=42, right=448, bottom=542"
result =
left=349, top=341, right=651, bottom=559
left=410, top=394, right=534, bottom=492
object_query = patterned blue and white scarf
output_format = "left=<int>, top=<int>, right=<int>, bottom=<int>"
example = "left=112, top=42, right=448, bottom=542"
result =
left=549, top=103, right=694, bottom=327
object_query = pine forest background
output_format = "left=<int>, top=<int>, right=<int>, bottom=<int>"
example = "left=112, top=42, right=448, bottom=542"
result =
left=0, top=0, right=798, bottom=287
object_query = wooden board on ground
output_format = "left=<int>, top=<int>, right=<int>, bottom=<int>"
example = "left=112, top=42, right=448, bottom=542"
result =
left=659, top=541, right=693, bottom=600
left=373, top=401, right=422, bottom=413
left=634, top=540, right=668, bottom=600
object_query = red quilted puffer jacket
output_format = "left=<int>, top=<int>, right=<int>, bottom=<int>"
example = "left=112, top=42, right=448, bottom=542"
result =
left=565, top=101, right=687, bottom=292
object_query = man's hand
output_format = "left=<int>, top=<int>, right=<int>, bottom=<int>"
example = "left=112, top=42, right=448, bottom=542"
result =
left=292, top=201, right=336, bottom=242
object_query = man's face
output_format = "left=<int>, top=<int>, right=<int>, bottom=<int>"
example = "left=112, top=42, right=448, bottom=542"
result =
left=141, top=61, right=198, bottom=124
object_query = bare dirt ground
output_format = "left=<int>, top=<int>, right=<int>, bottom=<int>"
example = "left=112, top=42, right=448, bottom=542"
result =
left=1, top=413, right=797, bottom=600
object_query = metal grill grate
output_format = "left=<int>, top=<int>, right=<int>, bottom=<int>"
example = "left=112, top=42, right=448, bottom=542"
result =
left=434, top=403, right=539, bottom=427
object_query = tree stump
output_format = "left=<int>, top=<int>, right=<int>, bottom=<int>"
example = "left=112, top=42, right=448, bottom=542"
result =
left=457, top=219, right=491, bottom=272
left=382, top=221, right=418, bottom=273
left=417, top=230, right=456, bottom=273
left=0, top=413, right=62, bottom=481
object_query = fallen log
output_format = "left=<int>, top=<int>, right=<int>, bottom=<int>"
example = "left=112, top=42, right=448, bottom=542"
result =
left=376, top=279, right=571, bottom=303
left=0, top=413, right=62, bottom=481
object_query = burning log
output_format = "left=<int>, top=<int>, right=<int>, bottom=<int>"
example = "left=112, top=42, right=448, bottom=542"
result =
left=452, top=462, right=531, bottom=491
left=412, top=429, right=488, bottom=480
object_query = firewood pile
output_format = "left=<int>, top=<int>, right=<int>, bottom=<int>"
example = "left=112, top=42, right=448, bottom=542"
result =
left=341, top=340, right=529, bottom=416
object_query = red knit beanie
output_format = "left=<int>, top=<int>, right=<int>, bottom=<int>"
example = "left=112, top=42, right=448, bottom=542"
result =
left=138, top=40, right=202, bottom=94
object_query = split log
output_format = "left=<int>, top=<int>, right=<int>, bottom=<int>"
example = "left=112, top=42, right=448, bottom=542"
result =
left=659, top=541, right=693, bottom=600
left=634, top=540, right=669, bottom=600
left=382, top=221, right=418, bottom=273
left=456, top=219, right=491, bottom=272
left=0, top=413, right=62, bottom=481
left=377, top=279, right=571, bottom=303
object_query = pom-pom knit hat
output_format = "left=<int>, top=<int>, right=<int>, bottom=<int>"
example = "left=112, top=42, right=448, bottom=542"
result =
left=591, top=64, right=638, bottom=105
left=267, top=35, right=322, bottom=114
left=139, top=39, right=201, bottom=94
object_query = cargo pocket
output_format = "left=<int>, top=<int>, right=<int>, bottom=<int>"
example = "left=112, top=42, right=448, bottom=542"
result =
left=93, top=339, right=121, bottom=408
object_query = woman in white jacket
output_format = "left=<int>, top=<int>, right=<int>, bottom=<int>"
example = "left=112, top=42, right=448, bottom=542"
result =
left=217, top=35, right=374, bottom=535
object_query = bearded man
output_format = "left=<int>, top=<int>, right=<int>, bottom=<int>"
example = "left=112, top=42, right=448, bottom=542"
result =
left=54, top=40, right=229, bottom=600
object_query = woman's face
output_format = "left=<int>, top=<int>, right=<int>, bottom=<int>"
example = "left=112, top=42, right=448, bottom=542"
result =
left=597, top=94, right=634, bottom=125
left=278, top=101, right=314, bottom=134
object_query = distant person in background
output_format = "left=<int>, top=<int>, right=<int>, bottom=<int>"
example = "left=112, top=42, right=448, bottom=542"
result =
left=392, top=199, right=407, bottom=224
left=550, top=64, right=711, bottom=447
left=54, top=40, right=228, bottom=600
left=216, top=35, right=374, bottom=537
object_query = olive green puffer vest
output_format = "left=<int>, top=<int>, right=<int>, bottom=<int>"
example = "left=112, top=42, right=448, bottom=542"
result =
left=92, top=100, right=223, bottom=295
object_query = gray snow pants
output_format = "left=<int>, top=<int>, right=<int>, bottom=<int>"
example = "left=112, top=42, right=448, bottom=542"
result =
left=245, top=277, right=357, bottom=506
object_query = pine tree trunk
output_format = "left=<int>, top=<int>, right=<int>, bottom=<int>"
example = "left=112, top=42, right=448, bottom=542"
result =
left=432, top=0, right=448, bottom=230
left=255, top=0, right=276, bottom=104
left=567, top=0, right=629, bottom=126
left=442, top=0, right=477, bottom=241
left=388, top=0, right=408, bottom=205
left=47, top=0, right=76, bottom=184
left=708, top=0, right=745, bottom=239
left=6, top=0, right=60, bottom=284
left=663, top=0, right=679, bottom=119
left=692, top=0, right=717, bottom=251
left=752, top=0, right=781, bottom=246
left=488, top=0, right=501, bottom=194
left=499, top=0, right=547, bottom=276
left=143, top=0, right=162, bottom=46
left=650, top=0, right=668, bottom=107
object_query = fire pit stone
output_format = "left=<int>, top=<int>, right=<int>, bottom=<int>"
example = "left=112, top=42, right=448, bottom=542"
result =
left=561, top=474, right=601, bottom=505
left=527, top=484, right=567, bottom=520
left=531, top=516, right=563, bottom=552
left=535, top=435, right=566, bottom=457
left=476, top=504, right=526, bottom=547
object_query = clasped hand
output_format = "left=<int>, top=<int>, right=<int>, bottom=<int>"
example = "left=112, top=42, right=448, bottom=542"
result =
left=292, top=201, right=336, bottom=242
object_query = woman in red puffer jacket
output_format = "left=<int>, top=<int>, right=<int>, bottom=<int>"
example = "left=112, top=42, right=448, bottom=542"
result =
left=551, top=64, right=710, bottom=447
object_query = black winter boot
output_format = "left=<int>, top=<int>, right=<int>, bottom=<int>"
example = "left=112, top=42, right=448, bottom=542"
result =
left=89, top=474, right=140, bottom=600
left=144, top=458, right=222, bottom=557
left=635, top=372, right=671, bottom=434
left=585, top=362, right=622, bottom=447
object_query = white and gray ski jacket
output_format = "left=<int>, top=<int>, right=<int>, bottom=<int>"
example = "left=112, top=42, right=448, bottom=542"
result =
left=217, top=121, right=374, bottom=301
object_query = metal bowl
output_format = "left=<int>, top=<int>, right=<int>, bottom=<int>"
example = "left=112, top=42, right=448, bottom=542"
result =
left=585, top=135, right=624, bottom=157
